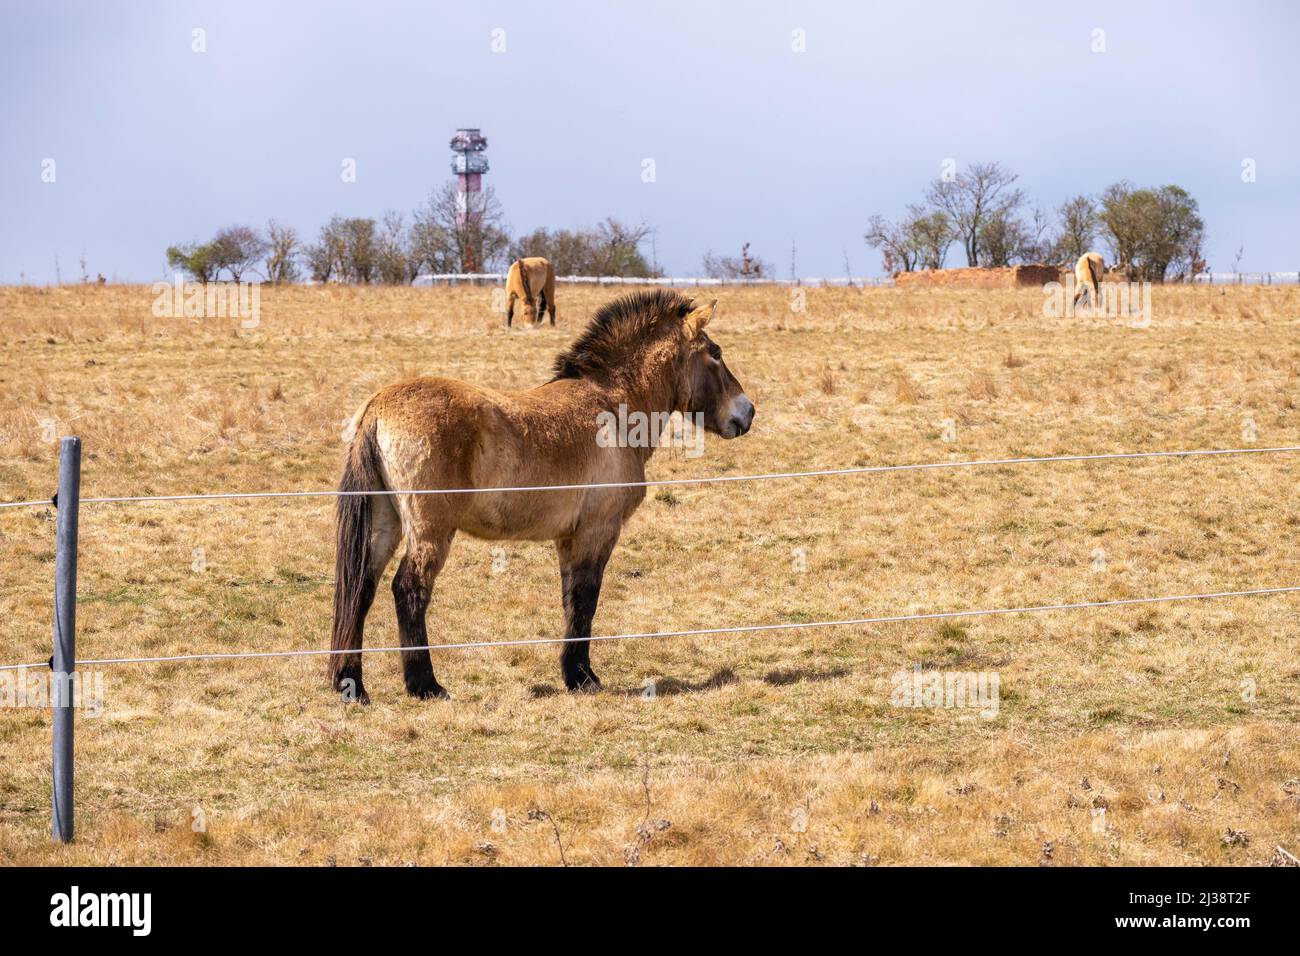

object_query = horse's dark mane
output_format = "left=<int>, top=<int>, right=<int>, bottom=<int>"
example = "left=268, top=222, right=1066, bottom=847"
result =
left=515, top=258, right=532, bottom=301
left=550, top=288, right=692, bottom=381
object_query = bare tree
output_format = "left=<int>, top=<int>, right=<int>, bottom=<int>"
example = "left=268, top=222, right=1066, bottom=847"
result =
left=977, top=206, right=1055, bottom=266
left=511, top=219, right=657, bottom=277
left=211, top=225, right=268, bottom=281
left=865, top=205, right=951, bottom=273
left=908, top=205, right=953, bottom=271
left=1022, top=207, right=1055, bottom=263
left=339, top=218, right=378, bottom=283
left=305, top=216, right=348, bottom=283
left=408, top=208, right=456, bottom=277
left=701, top=242, right=770, bottom=280
left=864, top=213, right=919, bottom=273
left=1054, top=195, right=1097, bottom=264
left=926, top=161, right=1024, bottom=267
left=413, top=183, right=511, bottom=274
left=511, top=227, right=597, bottom=276
left=590, top=219, right=657, bottom=276
left=264, top=220, right=301, bottom=283
left=976, top=210, right=1028, bottom=266
left=375, top=210, right=417, bottom=284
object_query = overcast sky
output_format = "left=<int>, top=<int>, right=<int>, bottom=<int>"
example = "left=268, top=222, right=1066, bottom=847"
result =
left=2, top=0, right=1297, bottom=283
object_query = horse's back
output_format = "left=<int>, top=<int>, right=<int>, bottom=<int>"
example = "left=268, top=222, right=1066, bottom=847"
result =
left=367, top=376, right=640, bottom=540
left=518, top=257, right=553, bottom=291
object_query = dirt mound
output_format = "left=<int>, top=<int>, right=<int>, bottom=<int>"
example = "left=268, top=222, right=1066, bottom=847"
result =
left=894, top=265, right=1062, bottom=289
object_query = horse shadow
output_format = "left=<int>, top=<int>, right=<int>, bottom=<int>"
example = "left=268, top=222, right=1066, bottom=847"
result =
left=527, top=660, right=852, bottom=697
left=528, top=667, right=740, bottom=699
left=526, top=665, right=847, bottom=699
left=761, top=666, right=848, bottom=687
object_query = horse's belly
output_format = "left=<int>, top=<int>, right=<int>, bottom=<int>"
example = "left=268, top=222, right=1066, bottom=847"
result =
left=458, top=491, right=586, bottom=542
left=457, top=486, right=640, bottom=542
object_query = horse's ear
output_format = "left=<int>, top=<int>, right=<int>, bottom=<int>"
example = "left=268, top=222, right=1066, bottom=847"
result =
left=682, top=299, right=717, bottom=338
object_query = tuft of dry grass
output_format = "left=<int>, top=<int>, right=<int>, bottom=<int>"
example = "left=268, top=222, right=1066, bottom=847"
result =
left=967, top=369, right=999, bottom=400
left=892, top=369, right=924, bottom=405
left=2, top=283, right=1300, bottom=866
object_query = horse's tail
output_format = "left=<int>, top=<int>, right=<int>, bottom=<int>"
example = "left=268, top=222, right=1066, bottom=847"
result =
left=330, top=404, right=386, bottom=688
left=1088, top=254, right=1104, bottom=292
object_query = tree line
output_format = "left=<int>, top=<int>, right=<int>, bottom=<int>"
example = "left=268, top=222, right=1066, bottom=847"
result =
left=165, top=182, right=659, bottom=284
left=865, top=161, right=1208, bottom=281
left=164, top=163, right=1210, bottom=285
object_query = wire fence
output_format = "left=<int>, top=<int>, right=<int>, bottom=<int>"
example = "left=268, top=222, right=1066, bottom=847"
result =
left=10, top=433, right=1299, bottom=843
left=3, top=442, right=1298, bottom=674
left=1192, top=271, right=1300, bottom=286
left=2, top=584, right=1297, bottom=674
left=4, top=444, right=1298, bottom=512
left=409, top=271, right=1300, bottom=288
left=412, top=273, right=895, bottom=287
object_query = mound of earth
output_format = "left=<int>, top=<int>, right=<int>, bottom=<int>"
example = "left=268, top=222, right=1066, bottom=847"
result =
left=894, top=265, right=1062, bottom=289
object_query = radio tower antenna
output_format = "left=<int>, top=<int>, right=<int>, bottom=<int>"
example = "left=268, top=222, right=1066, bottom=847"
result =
left=449, top=128, right=489, bottom=273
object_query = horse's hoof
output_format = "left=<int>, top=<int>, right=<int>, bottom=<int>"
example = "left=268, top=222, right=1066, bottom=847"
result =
left=408, top=681, right=450, bottom=701
left=564, top=671, right=602, bottom=693
left=335, top=678, right=369, bottom=705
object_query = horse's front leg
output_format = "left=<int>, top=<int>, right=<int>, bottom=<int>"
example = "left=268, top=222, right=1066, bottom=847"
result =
left=555, top=530, right=618, bottom=691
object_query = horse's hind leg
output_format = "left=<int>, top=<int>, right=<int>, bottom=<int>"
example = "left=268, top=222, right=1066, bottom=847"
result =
left=392, top=529, right=456, bottom=699
left=1073, top=279, right=1093, bottom=312
left=332, top=496, right=400, bottom=704
left=555, top=529, right=619, bottom=691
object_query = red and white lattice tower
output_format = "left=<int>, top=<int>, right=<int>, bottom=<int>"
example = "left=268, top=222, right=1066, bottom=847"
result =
left=449, top=128, right=489, bottom=272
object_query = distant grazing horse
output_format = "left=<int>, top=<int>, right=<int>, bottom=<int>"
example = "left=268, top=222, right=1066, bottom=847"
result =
left=1073, top=251, right=1105, bottom=310
left=506, top=256, right=556, bottom=326
left=330, top=289, right=755, bottom=702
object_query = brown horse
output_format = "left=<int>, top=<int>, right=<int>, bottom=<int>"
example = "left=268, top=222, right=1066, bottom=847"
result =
left=330, top=289, right=755, bottom=702
left=505, top=256, right=556, bottom=326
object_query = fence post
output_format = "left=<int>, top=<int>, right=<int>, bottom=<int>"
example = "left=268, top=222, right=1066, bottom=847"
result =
left=51, top=436, right=80, bottom=843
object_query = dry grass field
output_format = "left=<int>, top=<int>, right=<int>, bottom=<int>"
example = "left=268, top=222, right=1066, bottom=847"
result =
left=2, top=282, right=1299, bottom=866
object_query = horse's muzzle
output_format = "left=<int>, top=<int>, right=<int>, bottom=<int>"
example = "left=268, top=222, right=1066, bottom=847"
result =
left=725, top=395, right=755, bottom=437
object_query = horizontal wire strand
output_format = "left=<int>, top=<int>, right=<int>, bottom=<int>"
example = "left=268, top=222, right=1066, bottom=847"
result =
left=2, top=584, right=1296, bottom=672
left=1, top=445, right=1294, bottom=673
left=1, top=444, right=1297, bottom=511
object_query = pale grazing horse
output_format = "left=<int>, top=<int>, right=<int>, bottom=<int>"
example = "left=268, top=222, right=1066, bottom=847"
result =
left=506, top=256, right=557, bottom=326
left=1073, top=251, right=1105, bottom=310
left=330, top=289, right=756, bottom=702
